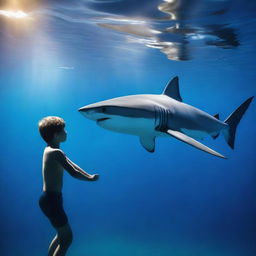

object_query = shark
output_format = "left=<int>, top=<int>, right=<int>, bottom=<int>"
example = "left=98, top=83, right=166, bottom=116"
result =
left=79, top=77, right=253, bottom=159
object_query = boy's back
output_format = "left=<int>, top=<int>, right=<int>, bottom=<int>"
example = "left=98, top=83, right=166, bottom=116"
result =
left=42, top=146, right=65, bottom=193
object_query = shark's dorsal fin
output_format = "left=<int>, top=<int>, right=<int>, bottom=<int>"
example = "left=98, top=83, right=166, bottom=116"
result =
left=139, top=136, right=155, bottom=153
left=165, top=129, right=227, bottom=159
left=162, top=76, right=182, bottom=102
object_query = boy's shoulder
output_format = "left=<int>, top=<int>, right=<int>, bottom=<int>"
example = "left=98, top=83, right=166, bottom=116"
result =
left=44, top=147, right=66, bottom=159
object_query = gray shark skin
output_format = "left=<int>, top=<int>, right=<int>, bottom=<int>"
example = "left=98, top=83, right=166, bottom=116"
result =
left=79, top=77, right=253, bottom=159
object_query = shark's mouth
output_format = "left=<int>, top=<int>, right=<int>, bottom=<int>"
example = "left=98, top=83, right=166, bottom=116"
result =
left=97, top=117, right=110, bottom=123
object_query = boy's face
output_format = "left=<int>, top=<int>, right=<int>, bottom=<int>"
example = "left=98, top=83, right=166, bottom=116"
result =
left=55, top=128, right=67, bottom=142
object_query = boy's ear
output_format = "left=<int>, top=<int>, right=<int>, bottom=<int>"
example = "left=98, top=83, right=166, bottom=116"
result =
left=53, top=132, right=59, bottom=139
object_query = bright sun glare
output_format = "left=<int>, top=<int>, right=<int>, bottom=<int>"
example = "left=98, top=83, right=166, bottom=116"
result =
left=0, top=10, right=28, bottom=19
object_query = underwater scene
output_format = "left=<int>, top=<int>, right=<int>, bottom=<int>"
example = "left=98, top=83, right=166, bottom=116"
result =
left=0, top=0, right=256, bottom=255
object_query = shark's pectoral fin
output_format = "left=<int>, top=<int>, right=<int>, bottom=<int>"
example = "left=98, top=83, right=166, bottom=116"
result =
left=140, top=136, right=156, bottom=153
left=165, top=129, right=227, bottom=159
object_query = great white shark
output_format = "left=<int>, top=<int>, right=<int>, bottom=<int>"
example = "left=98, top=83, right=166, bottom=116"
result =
left=79, top=77, right=253, bottom=159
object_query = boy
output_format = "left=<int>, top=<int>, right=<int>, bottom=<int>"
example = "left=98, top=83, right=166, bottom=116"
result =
left=38, top=116, right=99, bottom=256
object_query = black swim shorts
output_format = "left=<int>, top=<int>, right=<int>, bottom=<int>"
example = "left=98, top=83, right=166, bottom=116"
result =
left=39, top=191, right=68, bottom=228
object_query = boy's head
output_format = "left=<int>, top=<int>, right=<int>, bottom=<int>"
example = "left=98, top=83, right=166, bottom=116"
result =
left=38, top=116, right=67, bottom=144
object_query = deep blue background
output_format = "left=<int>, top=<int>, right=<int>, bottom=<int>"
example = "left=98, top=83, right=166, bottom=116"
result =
left=0, top=1, right=255, bottom=255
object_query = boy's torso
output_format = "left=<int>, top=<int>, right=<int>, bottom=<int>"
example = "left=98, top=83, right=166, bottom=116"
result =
left=42, top=146, right=64, bottom=193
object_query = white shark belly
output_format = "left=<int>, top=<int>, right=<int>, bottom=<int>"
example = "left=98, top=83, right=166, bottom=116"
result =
left=97, top=116, right=155, bottom=136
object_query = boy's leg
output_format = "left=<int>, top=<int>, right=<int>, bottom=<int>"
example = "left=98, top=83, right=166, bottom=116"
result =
left=48, top=234, right=59, bottom=256
left=53, top=223, right=73, bottom=256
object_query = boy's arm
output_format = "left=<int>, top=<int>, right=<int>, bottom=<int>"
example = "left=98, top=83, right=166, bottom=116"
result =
left=53, top=150, right=99, bottom=181
left=66, top=158, right=99, bottom=181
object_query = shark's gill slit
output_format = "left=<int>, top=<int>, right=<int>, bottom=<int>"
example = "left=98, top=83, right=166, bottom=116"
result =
left=155, top=106, right=169, bottom=132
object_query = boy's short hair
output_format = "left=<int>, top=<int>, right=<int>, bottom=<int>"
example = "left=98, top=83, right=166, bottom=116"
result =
left=38, top=116, right=65, bottom=143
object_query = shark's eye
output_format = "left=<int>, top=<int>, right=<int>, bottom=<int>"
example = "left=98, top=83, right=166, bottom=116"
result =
left=102, top=107, right=107, bottom=113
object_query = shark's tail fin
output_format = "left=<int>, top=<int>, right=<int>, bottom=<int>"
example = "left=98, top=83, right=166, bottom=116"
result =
left=223, top=96, right=254, bottom=149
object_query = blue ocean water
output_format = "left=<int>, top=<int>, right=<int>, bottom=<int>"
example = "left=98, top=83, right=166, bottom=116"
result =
left=0, top=0, right=256, bottom=255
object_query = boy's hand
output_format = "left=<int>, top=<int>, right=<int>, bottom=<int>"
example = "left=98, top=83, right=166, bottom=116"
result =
left=88, top=174, right=99, bottom=181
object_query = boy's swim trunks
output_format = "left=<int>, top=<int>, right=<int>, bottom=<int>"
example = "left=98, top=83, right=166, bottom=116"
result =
left=39, top=191, right=68, bottom=228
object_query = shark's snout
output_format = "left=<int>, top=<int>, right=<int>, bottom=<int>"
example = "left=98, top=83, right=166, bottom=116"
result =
left=78, top=106, right=96, bottom=121
left=78, top=106, right=89, bottom=112
left=78, top=104, right=111, bottom=122
left=78, top=106, right=96, bottom=115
